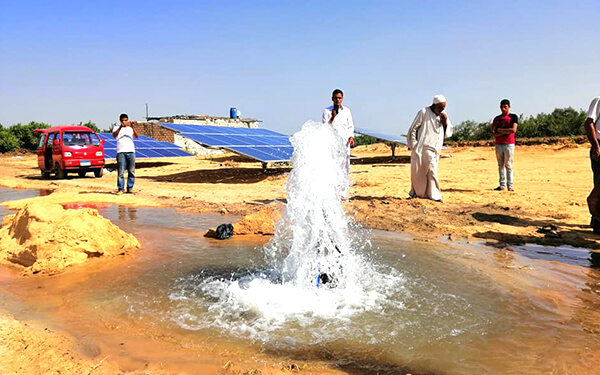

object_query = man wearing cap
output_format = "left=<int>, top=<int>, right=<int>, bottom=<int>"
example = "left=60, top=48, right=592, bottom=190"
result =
left=584, top=96, right=600, bottom=233
left=491, top=99, right=518, bottom=191
left=406, top=95, right=453, bottom=202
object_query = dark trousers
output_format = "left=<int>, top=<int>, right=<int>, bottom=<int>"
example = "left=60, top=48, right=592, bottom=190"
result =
left=117, top=152, right=135, bottom=192
left=591, top=156, right=600, bottom=232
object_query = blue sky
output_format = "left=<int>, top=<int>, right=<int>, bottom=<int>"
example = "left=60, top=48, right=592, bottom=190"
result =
left=1, top=1, right=599, bottom=135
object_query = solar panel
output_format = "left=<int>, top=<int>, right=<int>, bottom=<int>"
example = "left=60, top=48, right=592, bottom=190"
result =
left=228, top=146, right=294, bottom=162
left=97, top=133, right=193, bottom=159
left=354, top=127, right=407, bottom=145
left=156, top=123, right=293, bottom=163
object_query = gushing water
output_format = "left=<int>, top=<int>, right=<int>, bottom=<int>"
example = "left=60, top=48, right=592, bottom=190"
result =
left=265, top=119, right=359, bottom=288
left=168, top=121, right=405, bottom=343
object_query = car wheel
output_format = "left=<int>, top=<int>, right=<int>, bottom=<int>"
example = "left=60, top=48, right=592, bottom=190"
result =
left=78, top=171, right=87, bottom=177
left=55, top=163, right=66, bottom=179
left=93, top=168, right=103, bottom=178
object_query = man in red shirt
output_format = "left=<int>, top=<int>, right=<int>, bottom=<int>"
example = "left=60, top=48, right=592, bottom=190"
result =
left=491, top=99, right=518, bottom=191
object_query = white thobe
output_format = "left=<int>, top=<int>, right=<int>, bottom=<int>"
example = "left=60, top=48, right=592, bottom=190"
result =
left=588, top=96, right=600, bottom=139
left=406, top=107, right=453, bottom=201
left=322, top=105, right=354, bottom=146
left=322, top=105, right=354, bottom=172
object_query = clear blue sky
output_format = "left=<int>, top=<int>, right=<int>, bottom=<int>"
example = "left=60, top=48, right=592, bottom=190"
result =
left=1, top=1, right=599, bottom=135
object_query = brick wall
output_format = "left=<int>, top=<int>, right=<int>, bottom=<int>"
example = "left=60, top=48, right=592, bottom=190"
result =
left=136, top=122, right=176, bottom=143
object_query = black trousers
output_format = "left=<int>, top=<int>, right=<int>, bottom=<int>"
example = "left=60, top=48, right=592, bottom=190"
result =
left=591, top=156, right=600, bottom=232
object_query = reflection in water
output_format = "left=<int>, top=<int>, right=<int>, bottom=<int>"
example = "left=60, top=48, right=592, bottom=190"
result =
left=513, top=243, right=596, bottom=267
left=576, top=267, right=600, bottom=334
left=39, top=188, right=54, bottom=197
left=118, top=206, right=138, bottom=222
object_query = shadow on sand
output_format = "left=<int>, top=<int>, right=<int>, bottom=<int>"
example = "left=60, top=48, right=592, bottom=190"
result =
left=140, top=167, right=290, bottom=184
left=351, top=155, right=410, bottom=165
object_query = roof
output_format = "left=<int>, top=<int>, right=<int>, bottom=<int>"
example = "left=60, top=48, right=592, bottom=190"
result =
left=34, top=125, right=97, bottom=133
left=146, top=115, right=262, bottom=122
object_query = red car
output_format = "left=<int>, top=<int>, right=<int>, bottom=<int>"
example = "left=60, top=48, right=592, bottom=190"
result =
left=35, top=125, right=105, bottom=179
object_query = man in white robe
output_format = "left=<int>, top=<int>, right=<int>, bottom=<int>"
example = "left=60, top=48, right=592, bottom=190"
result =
left=407, top=94, right=453, bottom=202
left=322, top=88, right=355, bottom=174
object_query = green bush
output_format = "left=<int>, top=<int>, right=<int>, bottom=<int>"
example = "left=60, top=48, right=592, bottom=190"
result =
left=0, top=128, right=20, bottom=152
left=7, top=122, right=50, bottom=151
left=354, top=135, right=380, bottom=146
left=450, top=120, right=491, bottom=142
left=78, top=121, right=103, bottom=133
left=0, top=121, right=111, bottom=154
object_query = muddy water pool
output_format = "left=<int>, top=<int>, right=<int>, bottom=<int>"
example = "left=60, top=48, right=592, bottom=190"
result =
left=1, top=187, right=600, bottom=374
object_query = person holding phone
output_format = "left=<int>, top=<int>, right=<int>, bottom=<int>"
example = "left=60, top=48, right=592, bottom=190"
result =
left=322, top=89, right=355, bottom=175
left=112, top=113, right=139, bottom=195
left=406, top=94, right=453, bottom=202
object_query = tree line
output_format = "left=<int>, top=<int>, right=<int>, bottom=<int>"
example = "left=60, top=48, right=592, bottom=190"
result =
left=449, top=107, right=587, bottom=142
left=0, top=121, right=103, bottom=153
left=0, top=108, right=590, bottom=153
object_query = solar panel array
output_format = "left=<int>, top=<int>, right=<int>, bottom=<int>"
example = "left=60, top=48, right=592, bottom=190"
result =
left=354, top=127, right=407, bottom=145
left=97, top=133, right=193, bottom=159
left=158, top=123, right=293, bottom=162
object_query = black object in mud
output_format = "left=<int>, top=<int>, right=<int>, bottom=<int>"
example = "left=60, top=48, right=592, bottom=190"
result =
left=216, top=223, right=234, bottom=240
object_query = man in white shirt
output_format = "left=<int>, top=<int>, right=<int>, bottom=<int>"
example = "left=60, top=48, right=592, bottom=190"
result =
left=322, top=89, right=355, bottom=174
left=584, top=96, right=600, bottom=233
left=112, top=113, right=139, bottom=194
left=406, top=94, right=453, bottom=202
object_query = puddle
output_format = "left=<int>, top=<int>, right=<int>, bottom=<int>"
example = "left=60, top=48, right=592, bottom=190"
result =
left=0, top=186, right=46, bottom=217
left=514, top=243, right=597, bottom=267
left=1, top=186, right=600, bottom=373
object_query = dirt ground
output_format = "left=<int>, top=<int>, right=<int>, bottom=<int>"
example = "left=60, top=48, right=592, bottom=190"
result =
left=0, top=142, right=599, bottom=374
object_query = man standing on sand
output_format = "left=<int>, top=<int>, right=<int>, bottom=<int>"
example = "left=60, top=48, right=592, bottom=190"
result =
left=584, top=96, right=600, bottom=233
left=407, top=94, right=453, bottom=202
left=322, top=89, right=355, bottom=175
left=491, top=99, right=518, bottom=191
left=112, top=113, right=139, bottom=195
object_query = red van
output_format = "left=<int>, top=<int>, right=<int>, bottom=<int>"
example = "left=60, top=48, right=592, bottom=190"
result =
left=35, top=126, right=105, bottom=179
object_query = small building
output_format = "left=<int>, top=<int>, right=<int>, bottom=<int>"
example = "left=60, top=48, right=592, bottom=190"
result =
left=136, top=114, right=262, bottom=156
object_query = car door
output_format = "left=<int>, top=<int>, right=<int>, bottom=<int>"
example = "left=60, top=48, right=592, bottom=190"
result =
left=37, top=133, right=47, bottom=169
left=50, top=133, right=61, bottom=168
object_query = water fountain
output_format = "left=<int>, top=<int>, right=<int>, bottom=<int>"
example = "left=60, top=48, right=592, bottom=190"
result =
left=172, top=121, right=405, bottom=342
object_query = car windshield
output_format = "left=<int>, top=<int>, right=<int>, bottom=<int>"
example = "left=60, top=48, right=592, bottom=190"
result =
left=63, top=132, right=100, bottom=146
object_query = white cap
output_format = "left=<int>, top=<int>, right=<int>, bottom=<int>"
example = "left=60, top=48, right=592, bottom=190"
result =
left=432, top=94, right=447, bottom=104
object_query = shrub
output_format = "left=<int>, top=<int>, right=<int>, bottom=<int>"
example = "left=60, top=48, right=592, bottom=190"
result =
left=0, top=128, right=20, bottom=152
left=449, top=107, right=587, bottom=141
left=354, top=135, right=380, bottom=146
left=8, top=122, right=50, bottom=151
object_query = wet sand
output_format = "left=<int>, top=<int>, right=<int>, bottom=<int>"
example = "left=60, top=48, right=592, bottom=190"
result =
left=1, top=143, right=600, bottom=374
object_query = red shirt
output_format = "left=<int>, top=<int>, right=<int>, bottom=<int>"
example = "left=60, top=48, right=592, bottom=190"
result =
left=493, top=113, right=518, bottom=145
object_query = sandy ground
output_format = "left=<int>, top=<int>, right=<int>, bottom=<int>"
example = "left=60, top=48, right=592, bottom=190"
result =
left=0, top=142, right=599, bottom=374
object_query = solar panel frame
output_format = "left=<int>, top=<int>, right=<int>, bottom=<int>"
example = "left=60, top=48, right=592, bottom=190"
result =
left=154, top=123, right=294, bottom=163
left=354, top=127, right=407, bottom=145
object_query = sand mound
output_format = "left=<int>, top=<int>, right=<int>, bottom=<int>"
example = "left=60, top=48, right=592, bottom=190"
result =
left=205, top=204, right=284, bottom=238
left=233, top=204, right=283, bottom=235
left=0, top=203, right=140, bottom=275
